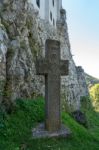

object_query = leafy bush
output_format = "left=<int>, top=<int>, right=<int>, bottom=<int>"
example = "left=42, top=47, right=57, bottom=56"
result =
left=0, top=105, right=6, bottom=129
left=81, top=96, right=93, bottom=111
left=90, top=84, right=99, bottom=110
left=16, top=98, right=45, bottom=122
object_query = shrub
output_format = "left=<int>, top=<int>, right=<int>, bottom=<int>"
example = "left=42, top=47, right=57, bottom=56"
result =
left=81, top=96, right=92, bottom=111
left=0, top=105, right=6, bottom=129
left=90, top=84, right=99, bottom=110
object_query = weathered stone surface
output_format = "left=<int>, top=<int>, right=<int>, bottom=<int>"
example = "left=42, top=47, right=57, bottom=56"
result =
left=76, top=66, right=89, bottom=97
left=0, top=0, right=88, bottom=111
left=0, top=20, right=8, bottom=103
left=32, top=123, right=71, bottom=139
left=36, top=39, right=68, bottom=132
left=0, top=0, right=43, bottom=105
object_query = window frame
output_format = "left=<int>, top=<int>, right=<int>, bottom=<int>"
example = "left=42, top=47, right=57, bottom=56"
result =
left=50, top=11, right=52, bottom=21
left=52, top=0, right=54, bottom=7
left=36, top=0, right=40, bottom=8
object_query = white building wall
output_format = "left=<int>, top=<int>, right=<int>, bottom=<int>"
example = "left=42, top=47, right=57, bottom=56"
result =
left=39, top=0, right=45, bottom=19
left=45, top=0, right=49, bottom=21
left=28, top=0, right=62, bottom=27
left=57, top=0, right=62, bottom=19
left=48, top=0, right=57, bottom=27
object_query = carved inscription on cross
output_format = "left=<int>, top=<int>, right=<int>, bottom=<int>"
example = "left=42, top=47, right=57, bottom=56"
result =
left=36, top=40, right=69, bottom=132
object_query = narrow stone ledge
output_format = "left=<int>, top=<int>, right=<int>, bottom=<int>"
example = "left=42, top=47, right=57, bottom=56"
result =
left=32, top=123, right=71, bottom=139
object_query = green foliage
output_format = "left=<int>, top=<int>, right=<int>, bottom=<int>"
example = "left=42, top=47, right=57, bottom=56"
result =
left=90, top=84, right=99, bottom=110
left=0, top=106, right=6, bottom=129
left=0, top=97, right=99, bottom=150
left=81, top=96, right=92, bottom=111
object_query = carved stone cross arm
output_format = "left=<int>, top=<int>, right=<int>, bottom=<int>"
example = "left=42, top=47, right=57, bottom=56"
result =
left=36, top=59, right=69, bottom=75
left=36, top=59, right=49, bottom=75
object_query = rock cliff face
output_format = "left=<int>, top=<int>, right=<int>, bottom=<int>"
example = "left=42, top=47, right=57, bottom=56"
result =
left=76, top=67, right=89, bottom=97
left=0, top=0, right=88, bottom=112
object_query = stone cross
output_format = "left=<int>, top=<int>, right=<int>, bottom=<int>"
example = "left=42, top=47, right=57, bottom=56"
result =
left=36, top=39, right=69, bottom=132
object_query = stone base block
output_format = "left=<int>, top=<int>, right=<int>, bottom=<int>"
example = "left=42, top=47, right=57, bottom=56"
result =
left=32, top=123, right=71, bottom=138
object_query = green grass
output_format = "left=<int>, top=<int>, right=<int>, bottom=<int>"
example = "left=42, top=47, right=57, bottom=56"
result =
left=0, top=97, right=99, bottom=150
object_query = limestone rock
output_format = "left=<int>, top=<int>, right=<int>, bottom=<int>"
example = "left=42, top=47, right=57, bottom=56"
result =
left=0, top=21, right=8, bottom=103
left=76, top=66, right=89, bottom=97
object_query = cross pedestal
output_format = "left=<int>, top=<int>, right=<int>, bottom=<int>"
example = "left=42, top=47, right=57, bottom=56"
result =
left=33, top=40, right=71, bottom=138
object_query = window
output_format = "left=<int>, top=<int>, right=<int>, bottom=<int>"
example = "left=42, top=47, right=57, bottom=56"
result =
left=36, top=0, right=40, bottom=8
left=52, top=0, right=54, bottom=6
left=53, top=19, right=55, bottom=26
left=50, top=11, right=52, bottom=21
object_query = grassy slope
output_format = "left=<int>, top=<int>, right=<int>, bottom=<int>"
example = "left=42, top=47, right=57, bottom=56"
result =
left=0, top=98, right=99, bottom=150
